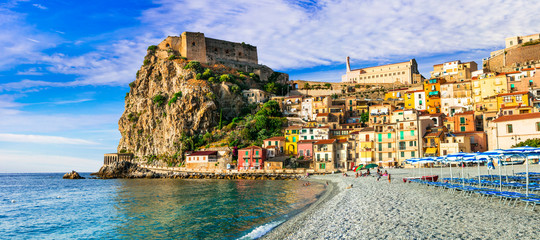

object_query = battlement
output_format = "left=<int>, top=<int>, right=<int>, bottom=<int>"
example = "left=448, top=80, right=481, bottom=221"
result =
left=157, top=32, right=258, bottom=65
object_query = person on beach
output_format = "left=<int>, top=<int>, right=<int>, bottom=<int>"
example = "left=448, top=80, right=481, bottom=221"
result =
left=388, top=174, right=391, bottom=183
left=326, top=181, right=329, bottom=186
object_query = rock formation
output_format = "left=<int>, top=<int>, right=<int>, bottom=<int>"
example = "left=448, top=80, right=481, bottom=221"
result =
left=116, top=37, right=288, bottom=165
left=92, top=161, right=155, bottom=179
left=63, top=170, right=85, bottom=179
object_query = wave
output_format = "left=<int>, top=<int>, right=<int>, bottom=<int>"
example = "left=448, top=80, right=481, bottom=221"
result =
left=238, top=219, right=285, bottom=240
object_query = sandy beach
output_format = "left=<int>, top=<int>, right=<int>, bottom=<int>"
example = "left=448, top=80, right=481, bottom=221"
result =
left=262, top=165, right=540, bottom=239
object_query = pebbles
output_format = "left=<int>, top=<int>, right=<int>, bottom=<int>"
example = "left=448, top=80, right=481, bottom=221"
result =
left=263, top=166, right=540, bottom=239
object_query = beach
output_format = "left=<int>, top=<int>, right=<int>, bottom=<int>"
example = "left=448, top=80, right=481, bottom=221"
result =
left=263, top=165, right=540, bottom=239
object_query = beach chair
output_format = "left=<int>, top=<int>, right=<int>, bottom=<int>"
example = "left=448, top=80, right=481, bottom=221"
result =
left=521, top=197, right=540, bottom=211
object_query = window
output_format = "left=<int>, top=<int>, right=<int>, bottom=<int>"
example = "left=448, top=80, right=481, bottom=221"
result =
left=255, top=150, right=259, bottom=155
left=401, top=152, right=405, bottom=157
left=387, top=133, right=391, bottom=139
left=388, top=143, right=392, bottom=148
left=325, top=153, right=328, bottom=161
left=460, top=117, right=465, bottom=124
left=275, top=141, right=278, bottom=145
left=379, top=143, right=382, bottom=151
left=536, top=122, right=540, bottom=131
left=460, top=126, right=466, bottom=132
left=410, top=130, right=414, bottom=136
left=409, top=141, right=413, bottom=147
left=246, top=151, right=249, bottom=156
left=399, top=142, right=406, bottom=150
left=379, top=153, right=383, bottom=160
left=516, top=95, right=522, bottom=101
left=507, top=124, right=513, bottom=133
left=388, top=152, right=392, bottom=158
left=400, top=131, right=404, bottom=140
left=411, top=151, right=415, bottom=157
left=307, top=150, right=310, bottom=156
left=378, top=134, right=382, bottom=141
left=299, top=150, right=303, bottom=156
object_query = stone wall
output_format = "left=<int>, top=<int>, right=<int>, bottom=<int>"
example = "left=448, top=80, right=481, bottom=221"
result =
left=205, top=38, right=257, bottom=65
left=484, top=44, right=540, bottom=72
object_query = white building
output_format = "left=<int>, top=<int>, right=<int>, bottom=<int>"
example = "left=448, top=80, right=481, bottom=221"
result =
left=299, top=127, right=330, bottom=141
left=300, top=97, right=313, bottom=121
left=487, top=112, right=540, bottom=150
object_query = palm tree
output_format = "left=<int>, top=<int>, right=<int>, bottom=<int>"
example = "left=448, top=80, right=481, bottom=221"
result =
left=304, top=82, right=311, bottom=95
left=324, top=83, right=332, bottom=90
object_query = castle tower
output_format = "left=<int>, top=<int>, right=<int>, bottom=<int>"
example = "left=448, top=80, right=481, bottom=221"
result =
left=346, top=56, right=351, bottom=72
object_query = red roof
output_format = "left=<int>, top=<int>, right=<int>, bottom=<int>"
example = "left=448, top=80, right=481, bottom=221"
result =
left=472, top=77, right=478, bottom=80
left=187, top=151, right=217, bottom=156
left=405, top=90, right=424, bottom=93
left=316, top=113, right=329, bottom=117
left=497, top=91, right=529, bottom=97
left=504, top=71, right=521, bottom=75
left=338, top=139, right=348, bottom=143
left=298, top=140, right=318, bottom=144
left=522, top=68, right=534, bottom=71
left=314, top=139, right=336, bottom=145
left=492, top=112, right=540, bottom=123
left=239, top=146, right=264, bottom=150
left=264, top=136, right=285, bottom=141
left=454, top=111, right=474, bottom=116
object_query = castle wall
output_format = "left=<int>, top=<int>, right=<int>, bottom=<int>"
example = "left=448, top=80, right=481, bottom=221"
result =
left=182, top=32, right=208, bottom=63
left=484, top=43, right=540, bottom=72
left=205, top=38, right=258, bottom=65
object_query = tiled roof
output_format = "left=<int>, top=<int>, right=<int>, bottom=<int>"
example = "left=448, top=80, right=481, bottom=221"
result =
left=298, top=140, right=318, bottom=144
left=424, top=132, right=442, bottom=137
left=405, top=90, right=424, bottom=93
left=454, top=111, right=475, bottom=116
left=264, top=136, right=286, bottom=141
left=239, top=146, right=264, bottom=150
left=187, top=151, right=217, bottom=156
left=314, top=139, right=337, bottom=145
left=360, top=127, right=375, bottom=132
left=492, top=112, right=540, bottom=123
left=316, top=113, right=330, bottom=117
left=497, top=91, right=529, bottom=97
left=338, top=139, right=348, bottom=143
left=286, top=125, right=302, bottom=129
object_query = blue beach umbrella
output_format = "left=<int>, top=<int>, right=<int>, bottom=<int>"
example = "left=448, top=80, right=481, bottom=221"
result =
left=504, top=146, right=540, bottom=196
left=476, top=150, right=504, bottom=188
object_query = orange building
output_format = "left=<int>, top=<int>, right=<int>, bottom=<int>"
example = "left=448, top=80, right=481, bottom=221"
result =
left=424, top=78, right=446, bottom=114
left=445, top=111, right=476, bottom=133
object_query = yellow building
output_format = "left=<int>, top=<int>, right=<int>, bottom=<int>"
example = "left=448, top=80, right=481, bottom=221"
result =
left=384, top=88, right=408, bottom=101
left=424, top=78, right=445, bottom=114
left=496, top=91, right=532, bottom=114
left=357, top=127, right=374, bottom=164
left=430, top=60, right=477, bottom=82
left=284, top=125, right=301, bottom=155
left=472, top=73, right=508, bottom=112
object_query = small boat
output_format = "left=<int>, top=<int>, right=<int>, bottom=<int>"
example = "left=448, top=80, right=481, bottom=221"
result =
left=403, top=175, right=439, bottom=183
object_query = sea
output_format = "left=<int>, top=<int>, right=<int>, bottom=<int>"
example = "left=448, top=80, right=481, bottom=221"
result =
left=0, top=173, right=325, bottom=240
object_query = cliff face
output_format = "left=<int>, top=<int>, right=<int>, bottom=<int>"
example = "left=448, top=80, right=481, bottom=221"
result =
left=117, top=41, right=286, bottom=163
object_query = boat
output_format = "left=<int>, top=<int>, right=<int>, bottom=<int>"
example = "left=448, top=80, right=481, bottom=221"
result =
left=403, top=175, right=439, bottom=183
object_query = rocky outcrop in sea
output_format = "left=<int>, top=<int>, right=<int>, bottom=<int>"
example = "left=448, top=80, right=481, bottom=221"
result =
left=63, top=171, right=85, bottom=179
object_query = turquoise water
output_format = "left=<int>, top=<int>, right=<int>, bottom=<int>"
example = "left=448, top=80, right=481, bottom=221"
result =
left=0, top=173, right=324, bottom=239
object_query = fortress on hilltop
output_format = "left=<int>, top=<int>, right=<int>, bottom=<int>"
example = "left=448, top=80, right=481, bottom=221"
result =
left=157, top=32, right=258, bottom=66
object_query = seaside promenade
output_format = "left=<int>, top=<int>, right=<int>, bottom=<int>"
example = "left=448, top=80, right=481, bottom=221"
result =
left=264, top=165, right=540, bottom=239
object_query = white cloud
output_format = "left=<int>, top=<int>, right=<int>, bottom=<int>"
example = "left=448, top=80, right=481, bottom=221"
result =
left=16, top=67, right=44, bottom=76
left=0, top=133, right=98, bottom=145
left=32, top=3, right=47, bottom=10
left=0, top=150, right=101, bottom=173
left=141, top=0, right=540, bottom=71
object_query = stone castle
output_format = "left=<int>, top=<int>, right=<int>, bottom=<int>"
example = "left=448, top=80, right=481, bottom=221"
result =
left=158, top=32, right=258, bottom=65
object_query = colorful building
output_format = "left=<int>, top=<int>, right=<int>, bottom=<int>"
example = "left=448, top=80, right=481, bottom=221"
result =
left=496, top=91, right=532, bottom=113
left=424, top=78, right=445, bottom=114
left=488, top=112, right=540, bottom=150
left=445, top=111, right=476, bottom=133
left=262, top=136, right=285, bottom=155
left=185, top=151, right=218, bottom=169
left=430, top=60, right=477, bottom=82
left=472, top=73, right=508, bottom=112
left=313, top=139, right=337, bottom=171
left=357, top=127, right=375, bottom=164
left=237, top=146, right=266, bottom=170
left=284, top=125, right=301, bottom=155
left=404, top=90, right=426, bottom=111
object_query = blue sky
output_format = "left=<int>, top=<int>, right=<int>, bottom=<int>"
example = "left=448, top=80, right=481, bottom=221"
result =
left=1, top=0, right=539, bottom=172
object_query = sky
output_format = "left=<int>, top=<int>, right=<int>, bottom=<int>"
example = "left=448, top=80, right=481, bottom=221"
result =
left=1, top=0, right=539, bottom=172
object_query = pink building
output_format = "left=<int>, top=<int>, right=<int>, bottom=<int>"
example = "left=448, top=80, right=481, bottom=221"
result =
left=237, top=146, right=267, bottom=170
left=297, top=140, right=317, bottom=160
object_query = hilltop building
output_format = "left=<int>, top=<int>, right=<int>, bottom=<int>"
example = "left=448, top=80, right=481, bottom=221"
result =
left=430, top=60, right=477, bottom=82
left=342, top=57, right=422, bottom=85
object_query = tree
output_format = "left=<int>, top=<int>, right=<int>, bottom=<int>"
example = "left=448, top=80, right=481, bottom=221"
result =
left=256, top=100, right=282, bottom=117
left=512, top=138, right=540, bottom=148
left=203, top=132, right=213, bottom=144
left=324, top=83, right=332, bottom=90
left=303, top=82, right=311, bottom=95
left=360, top=112, right=369, bottom=125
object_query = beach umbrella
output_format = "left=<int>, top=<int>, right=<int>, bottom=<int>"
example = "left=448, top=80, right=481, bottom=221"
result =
left=477, top=150, right=504, bottom=189
left=445, top=153, right=468, bottom=182
left=436, top=156, right=445, bottom=180
left=364, top=163, right=378, bottom=169
left=353, top=164, right=364, bottom=172
left=504, top=146, right=540, bottom=196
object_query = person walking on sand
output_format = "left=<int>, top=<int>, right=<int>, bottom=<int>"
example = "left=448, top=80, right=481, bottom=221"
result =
left=388, top=174, right=391, bottom=183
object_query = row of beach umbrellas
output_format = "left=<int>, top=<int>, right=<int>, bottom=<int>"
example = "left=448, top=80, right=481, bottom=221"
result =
left=405, top=146, right=540, bottom=196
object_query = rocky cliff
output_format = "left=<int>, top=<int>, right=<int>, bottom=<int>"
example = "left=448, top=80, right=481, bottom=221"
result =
left=116, top=40, right=287, bottom=165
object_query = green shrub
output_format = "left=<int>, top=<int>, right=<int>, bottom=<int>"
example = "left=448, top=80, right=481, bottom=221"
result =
left=196, top=73, right=202, bottom=79
left=138, top=129, right=143, bottom=135
left=168, top=55, right=177, bottom=60
left=136, top=70, right=140, bottom=78
left=231, top=84, right=240, bottom=94
left=129, top=81, right=136, bottom=88
left=208, top=77, right=216, bottom=83
left=128, top=112, right=139, bottom=122
left=249, top=73, right=259, bottom=81
left=143, top=59, right=150, bottom=65
left=202, top=68, right=213, bottom=79
left=152, top=94, right=167, bottom=107
left=168, top=91, right=182, bottom=106
left=219, top=74, right=233, bottom=83
left=183, top=61, right=203, bottom=73
left=120, top=149, right=127, bottom=153
left=206, top=92, right=216, bottom=100
left=147, top=45, right=158, bottom=51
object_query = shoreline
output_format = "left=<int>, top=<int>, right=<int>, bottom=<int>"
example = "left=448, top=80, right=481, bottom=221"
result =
left=259, top=166, right=540, bottom=239
left=260, top=177, right=341, bottom=239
